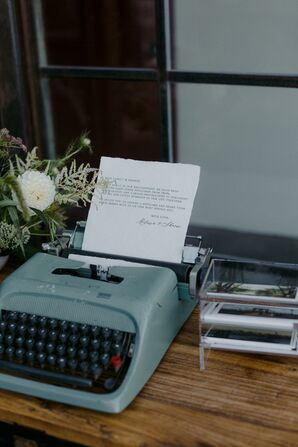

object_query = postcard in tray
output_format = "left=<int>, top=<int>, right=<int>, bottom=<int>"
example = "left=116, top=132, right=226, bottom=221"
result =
left=200, top=259, right=298, bottom=304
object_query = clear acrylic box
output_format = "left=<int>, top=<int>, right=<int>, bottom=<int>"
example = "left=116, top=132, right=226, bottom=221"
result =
left=199, top=258, right=298, bottom=369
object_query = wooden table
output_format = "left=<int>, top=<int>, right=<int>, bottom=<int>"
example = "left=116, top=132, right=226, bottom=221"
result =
left=1, top=266, right=298, bottom=447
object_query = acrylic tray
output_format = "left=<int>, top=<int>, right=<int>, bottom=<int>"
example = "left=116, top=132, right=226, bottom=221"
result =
left=199, top=258, right=298, bottom=368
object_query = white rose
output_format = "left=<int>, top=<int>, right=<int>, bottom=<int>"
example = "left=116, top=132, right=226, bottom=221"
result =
left=16, top=170, right=56, bottom=214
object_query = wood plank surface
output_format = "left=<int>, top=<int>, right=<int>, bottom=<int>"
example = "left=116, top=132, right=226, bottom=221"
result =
left=1, top=266, right=298, bottom=446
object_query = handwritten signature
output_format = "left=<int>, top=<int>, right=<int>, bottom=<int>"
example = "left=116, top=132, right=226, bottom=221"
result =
left=136, top=218, right=181, bottom=228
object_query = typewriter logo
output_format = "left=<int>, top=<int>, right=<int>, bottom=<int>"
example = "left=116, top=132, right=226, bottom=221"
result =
left=97, top=292, right=111, bottom=300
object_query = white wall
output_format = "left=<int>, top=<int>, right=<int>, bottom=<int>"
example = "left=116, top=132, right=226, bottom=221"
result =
left=174, top=1, right=298, bottom=238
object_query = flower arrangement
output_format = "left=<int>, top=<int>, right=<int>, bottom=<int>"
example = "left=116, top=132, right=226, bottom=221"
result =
left=0, top=129, right=107, bottom=256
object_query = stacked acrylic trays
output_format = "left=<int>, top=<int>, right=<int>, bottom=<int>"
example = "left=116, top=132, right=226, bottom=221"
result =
left=199, top=258, right=298, bottom=369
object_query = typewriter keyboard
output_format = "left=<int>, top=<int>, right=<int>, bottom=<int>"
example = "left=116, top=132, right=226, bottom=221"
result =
left=0, top=311, right=135, bottom=393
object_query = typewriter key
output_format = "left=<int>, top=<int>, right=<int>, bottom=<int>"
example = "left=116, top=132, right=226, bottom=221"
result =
left=112, top=330, right=123, bottom=343
left=69, top=323, right=79, bottom=333
left=15, top=336, right=24, bottom=348
left=79, top=361, right=89, bottom=373
left=0, top=345, right=5, bottom=355
left=69, top=334, right=79, bottom=345
left=49, top=330, right=58, bottom=341
left=28, top=326, right=37, bottom=337
left=59, top=332, right=68, bottom=343
left=8, top=323, right=17, bottom=333
left=5, top=334, right=14, bottom=346
left=46, top=342, right=55, bottom=354
left=18, top=324, right=27, bottom=336
left=6, top=347, right=15, bottom=358
left=26, top=351, right=35, bottom=364
left=38, top=316, right=47, bottom=328
left=91, top=338, right=100, bottom=350
left=103, top=377, right=116, bottom=391
left=67, top=346, right=76, bottom=358
left=78, top=348, right=88, bottom=360
left=0, top=321, right=7, bottom=333
left=15, top=348, right=25, bottom=361
left=57, top=357, right=66, bottom=369
left=19, top=313, right=28, bottom=323
left=79, top=336, right=89, bottom=347
left=90, top=326, right=100, bottom=337
left=80, top=324, right=89, bottom=335
left=59, top=320, right=68, bottom=330
left=100, top=353, right=110, bottom=367
left=26, top=338, right=35, bottom=349
left=49, top=319, right=58, bottom=329
left=56, top=344, right=66, bottom=356
left=90, top=363, right=102, bottom=379
left=47, top=355, right=56, bottom=366
left=101, top=328, right=111, bottom=339
left=38, top=328, right=47, bottom=339
left=28, top=314, right=37, bottom=324
left=36, top=341, right=45, bottom=352
left=37, top=352, right=46, bottom=365
left=89, top=351, right=99, bottom=363
left=68, top=358, right=78, bottom=370
left=8, top=312, right=18, bottom=322
left=102, top=340, right=111, bottom=353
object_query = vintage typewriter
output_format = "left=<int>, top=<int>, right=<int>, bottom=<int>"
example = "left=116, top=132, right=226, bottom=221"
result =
left=0, top=221, right=211, bottom=413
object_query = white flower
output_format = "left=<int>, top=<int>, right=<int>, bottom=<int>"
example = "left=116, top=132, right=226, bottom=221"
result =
left=16, top=170, right=56, bottom=213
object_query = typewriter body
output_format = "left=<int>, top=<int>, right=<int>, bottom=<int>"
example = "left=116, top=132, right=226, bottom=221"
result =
left=0, top=221, right=211, bottom=413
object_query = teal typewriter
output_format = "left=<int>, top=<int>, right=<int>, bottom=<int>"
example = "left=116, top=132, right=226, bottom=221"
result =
left=0, top=222, right=211, bottom=413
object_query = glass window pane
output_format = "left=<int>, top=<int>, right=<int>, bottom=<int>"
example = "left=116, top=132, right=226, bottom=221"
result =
left=39, top=0, right=156, bottom=68
left=172, top=0, right=298, bottom=74
left=174, top=83, right=298, bottom=259
left=47, top=79, right=161, bottom=163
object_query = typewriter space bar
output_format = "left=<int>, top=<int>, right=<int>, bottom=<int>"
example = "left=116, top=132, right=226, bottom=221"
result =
left=0, top=360, right=93, bottom=388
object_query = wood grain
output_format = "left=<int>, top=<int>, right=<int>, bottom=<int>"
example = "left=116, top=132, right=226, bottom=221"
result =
left=1, top=267, right=298, bottom=446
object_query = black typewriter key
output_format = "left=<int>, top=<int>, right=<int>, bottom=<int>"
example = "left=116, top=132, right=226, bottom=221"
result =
left=56, top=344, right=66, bottom=356
left=0, top=321, right=7, bottom=333
left=19, top=313, right=28, bottom=323
left=100, top=353, right=110, bottom=367
left=15, top=348, right=25, bottom=361
left=69, top=334, right=79, bottom=345
left=28, top=314, right=37, bottom=324
left=112, top=330, right=123, bottom=343
left=79, top=336, right=89, bottom=347
left=49, top=319, right=58, bottom=329
left=112, top=343, right=122, bottom=356
left=47, top=355, right=56, bottom=367
left=5, top=334, right=14, bottom=346
left=15, top=336, right=24, bottom=348
left=8, top=322, right=17, bottom=333
left=36, top=341, right=45, bottom=352
left=90, top=326, right=100, bottom=337
left=0, top=345, right=4, bottom=356
left=102, top=340, right=111, bottom=353
left=67, top=346, right=76, bottom=358
left=26, top=351, right=35, bottom=364
left=57, top=357, right=66, bottom=369
left=59, top=320, right=68, bottom=331
left=6, top=347, right=15, bottom=358
left=80, top=324, right=89, bottom=335
left=38, top=327, right=47, bottom=339
left=49, top=330, right=58, bottom=342
left=28, top=326, right=37, bottom=337
left=79, top=361, right=89, bottom=374
left=69, top=323, right=79, bottom=333
left=103, top=377, right=116, bottom=391
left=38, top=316, right=48, bottom=328
left=0, top=334, right=3, bottom=344
left=90, top=363, right=102, bottom=379
left=8, top=312, right=18, bottom=322
left=37, top=352, right=46, bottom=365
left=91, top=338, right=100, bottom=350
left=26, top=338, right=35, bottom=350
left=101, top=328, right=111, bottom=339
left=78, top=348, right=88, bottom=360
left=68, top=358, right=78, bottom=371
left=18, top=324, right=27, bottom=336
left=89, top=351, right=99, bottom=363
left=46, top=342, right=55, bottom=354
left=59, top=332, right=68, bottom=344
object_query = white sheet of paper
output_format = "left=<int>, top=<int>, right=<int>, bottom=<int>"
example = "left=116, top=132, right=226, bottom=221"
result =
left=82, top=157, right=200, bottom=263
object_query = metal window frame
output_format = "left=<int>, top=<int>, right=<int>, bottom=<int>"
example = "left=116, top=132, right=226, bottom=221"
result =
left=18, top=0, right=298, bottom=161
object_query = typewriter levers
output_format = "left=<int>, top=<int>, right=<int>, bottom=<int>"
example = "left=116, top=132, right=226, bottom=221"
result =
left=0, top=221, right=211, bottom=413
